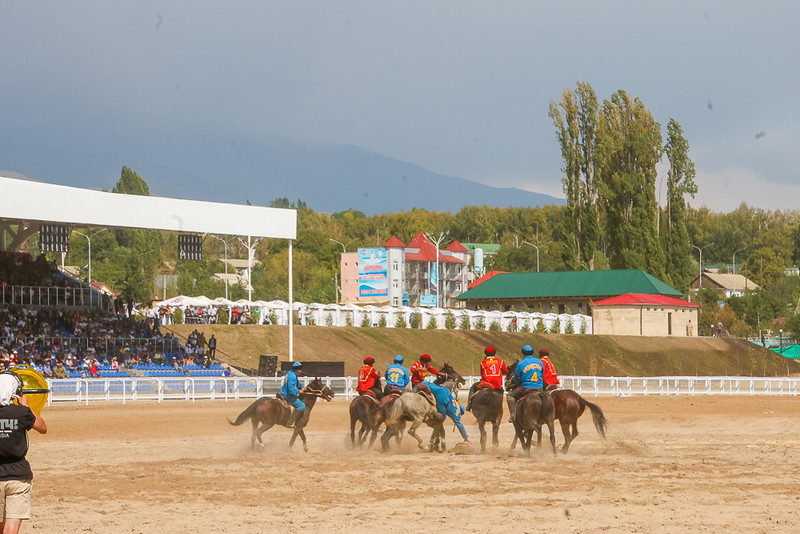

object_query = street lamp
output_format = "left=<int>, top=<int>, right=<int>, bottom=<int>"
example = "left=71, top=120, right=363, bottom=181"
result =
left=425, top=231, right=449, bottom=307
left=522, top=241, right=540, bottom=272
left=74, top=228, right=106, bottom=306
left=732, top=247, right=746, bottom=295
left=693, top=242, right=714, bottom=288
left=208, top=235, right=229, bottom=301
left=330, top=239, right=348, bottom=305
left=236, top=236, right=262, bottom=302
left=780, top=329, right=783, bottom=354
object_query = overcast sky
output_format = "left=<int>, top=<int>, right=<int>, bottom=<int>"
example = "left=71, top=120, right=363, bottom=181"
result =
left=2, top=1, right=798, bottom=213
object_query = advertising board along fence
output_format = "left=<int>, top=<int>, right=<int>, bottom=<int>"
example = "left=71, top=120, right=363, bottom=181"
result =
left=44, top=375, right=800, bottom=408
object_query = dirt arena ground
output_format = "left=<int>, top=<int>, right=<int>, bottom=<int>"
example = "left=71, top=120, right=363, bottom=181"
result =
left=27, top=395, right=800, bottom=533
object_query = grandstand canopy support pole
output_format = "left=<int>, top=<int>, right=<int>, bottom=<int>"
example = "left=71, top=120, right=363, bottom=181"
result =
left=289, top=239, right=294, bottom=362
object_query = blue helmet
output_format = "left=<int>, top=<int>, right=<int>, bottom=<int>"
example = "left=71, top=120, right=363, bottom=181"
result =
left=394, top=355, right=404, bottom=363
left=521, top=345, right=534, bottom=355
left=292, top=362, right=302, bottom=369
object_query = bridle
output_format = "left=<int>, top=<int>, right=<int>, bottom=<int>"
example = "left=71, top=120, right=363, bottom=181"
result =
left=303, top=384, right=333, bottom=401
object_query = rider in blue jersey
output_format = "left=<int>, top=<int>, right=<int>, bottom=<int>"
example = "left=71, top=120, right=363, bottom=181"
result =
left=280, top=361, right=305, bottom=428
left=383, top=355, right=410, bottom=395
left=423, top=381, right=469, bottom=442
left=506, top=345, right=543, bottom=423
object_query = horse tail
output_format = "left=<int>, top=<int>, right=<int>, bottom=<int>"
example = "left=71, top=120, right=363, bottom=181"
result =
left=383, top=395, right=404, bottom=426
left=581, top=398, right=608, bottom=439
left=228, top=399, right=259, bottom=426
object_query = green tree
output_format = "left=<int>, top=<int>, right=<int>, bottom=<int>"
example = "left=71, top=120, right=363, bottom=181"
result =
left=113, top=166, right=150, bottom=196
left=662, top=119, right=698, bottom=289
left=549, top=82, right=600, bottom=270
left=596, top=90, right=665, bottom=278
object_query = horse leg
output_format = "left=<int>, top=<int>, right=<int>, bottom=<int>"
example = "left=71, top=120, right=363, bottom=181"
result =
left=491, top=416, right=501, bottom=449
left=255, top=424, right=274, bottom=450
left=560, top=420, right=573, bottom=453
left=407, top=421, right=425, bottom=449
left=380, top=425, right=396, bottom=452
left=478, top=419, right=487, bottom=454
left=546, top=420, right=557, bottom=457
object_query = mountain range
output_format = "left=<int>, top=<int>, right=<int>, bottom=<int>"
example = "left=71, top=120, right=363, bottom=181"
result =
left=1, top=134, right=563, bottom=215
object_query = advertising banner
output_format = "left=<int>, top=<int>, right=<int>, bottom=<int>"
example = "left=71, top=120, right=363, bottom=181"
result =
left=358, top=248, right=388, bottom=298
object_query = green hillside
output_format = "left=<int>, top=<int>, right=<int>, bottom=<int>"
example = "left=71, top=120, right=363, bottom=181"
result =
left=166, top=325, right=800, bottom=378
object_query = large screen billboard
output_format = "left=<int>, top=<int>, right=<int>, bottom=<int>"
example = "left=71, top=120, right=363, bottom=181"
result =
left=358, top=248, right=388, bottom=298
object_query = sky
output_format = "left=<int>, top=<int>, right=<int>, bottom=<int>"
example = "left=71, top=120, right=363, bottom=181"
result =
left=1, top=1, right=798, bottom=213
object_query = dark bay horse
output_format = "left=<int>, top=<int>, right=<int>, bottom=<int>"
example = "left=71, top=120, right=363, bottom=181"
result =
left=228, top=377, right=334, bottom=452
left=513, top=389, right=557, bottom=457
left=506, top=361, right=608, bottom=453
left=469, top=385, right=504, bottom=453
left=349, top=392, right=382, bottom=448
left=435, top=362, right=466, bottom=397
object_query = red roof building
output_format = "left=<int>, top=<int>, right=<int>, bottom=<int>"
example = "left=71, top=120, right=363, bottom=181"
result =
left=591, top=293, right=698, bottom=337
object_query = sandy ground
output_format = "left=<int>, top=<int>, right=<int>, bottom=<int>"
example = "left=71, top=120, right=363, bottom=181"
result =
left=25, top=394, right=800, bottom=533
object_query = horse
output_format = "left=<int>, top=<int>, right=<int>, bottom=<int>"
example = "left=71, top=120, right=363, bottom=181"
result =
left=228, top=377, right=334, bottom=452
left=469, top=385, right=504, bottom=453
left=379, top=391, right=445, bottom=452
left=435, top=362, right=466, bottom=397
left=549, top=389, right=608, bottom=453
left=506, top=361, right=608, bottom=453
left=348, top=392, right=382, bottom=448
left=513, top=389, right=557, bottom=457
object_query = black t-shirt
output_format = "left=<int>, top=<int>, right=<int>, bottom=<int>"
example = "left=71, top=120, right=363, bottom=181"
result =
left=0, top=404, right=36, bottom=480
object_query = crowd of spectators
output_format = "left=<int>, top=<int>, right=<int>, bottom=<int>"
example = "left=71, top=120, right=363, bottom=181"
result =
left=0, top=251, right=223, bottom=377
left=0, top=303, right=189, bottom=377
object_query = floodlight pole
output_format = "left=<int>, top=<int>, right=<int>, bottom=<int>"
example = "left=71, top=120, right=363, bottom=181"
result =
left=74, top=228, right=106, bottom=306
left=237, top=235, right=262, bottom=302
left=522, top=241, right=540, bottom=272
left=425, top=231, right=448, bottom=307
left=330, top=239, right=348, bottom=304
left=732, top=247, right=746, bottom=295
left=289, top=239, right=294, bottom=362
left=209, top=234, right=229, bottom=301
left=693, top=242, right=714, bottom=289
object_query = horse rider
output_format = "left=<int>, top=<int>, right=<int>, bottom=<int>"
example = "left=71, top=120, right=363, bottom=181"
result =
left=410, top=354, right=441, bottom=389
left=383, top=355, right=411, bottom=396
left=356, top=356, right=382, bottom=399
left=539, top=348, right=560, bottom=392
left=280, top=361, right=305, bottom=429
left=506, top=345, right=544, bottom=424
left=422, top=381, right=469, bottom=442
left=466, top=346, right=508, bottom=412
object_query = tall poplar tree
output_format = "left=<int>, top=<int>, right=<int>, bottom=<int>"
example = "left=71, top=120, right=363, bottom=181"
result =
left=662, top=119, right=697, bottom=289
left=596, top=91, right=666, bottom=278
left=548, top=82, right=600, bottom=270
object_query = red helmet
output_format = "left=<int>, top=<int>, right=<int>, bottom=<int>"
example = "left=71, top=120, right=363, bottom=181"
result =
left=538, top=348, right=549, bottom=357
left=364, top=356, right=375, bottom=365
left=484, top=347, right=496, bottom=356
left=420, top=354, right=431, bottom=362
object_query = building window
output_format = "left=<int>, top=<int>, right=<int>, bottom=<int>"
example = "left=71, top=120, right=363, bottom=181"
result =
left=393, top=280, right=399, bottom=288
left=393, top=261, right=399, bottom=271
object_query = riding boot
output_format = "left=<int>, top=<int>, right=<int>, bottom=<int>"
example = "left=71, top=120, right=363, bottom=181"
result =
left=506, top=395, right=517, bottom=424
left=285, top=408, right=303, bottom=429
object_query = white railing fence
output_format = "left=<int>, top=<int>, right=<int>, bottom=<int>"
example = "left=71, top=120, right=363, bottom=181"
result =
left=43, top=374, right=800, bottom=407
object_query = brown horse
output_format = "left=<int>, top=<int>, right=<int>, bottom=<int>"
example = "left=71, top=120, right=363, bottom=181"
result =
left=513, top=389, right=557, bottom=457
left=469, top=385, right=504, bottom=453
left=549, top=389, right=608, bottom=453
left=348, top=392, right=382, bottom=448
left=228, top=377, right=334, bottom=452
left=435, top=362, right=466, bottom=396
left=506, top=361, right=608, bottom=453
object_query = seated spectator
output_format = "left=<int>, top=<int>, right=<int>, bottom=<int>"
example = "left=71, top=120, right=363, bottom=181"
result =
left=53, top=361, right=68, bottom=379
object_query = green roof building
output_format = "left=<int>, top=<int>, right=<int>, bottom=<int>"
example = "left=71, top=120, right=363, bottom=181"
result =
left=456, top=269, right=684, bottom=315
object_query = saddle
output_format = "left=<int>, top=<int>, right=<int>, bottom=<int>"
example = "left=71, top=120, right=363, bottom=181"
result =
left=360, top=390, right=380, bottom=404
left=275, top=392, right=291, bottom=409
left=415, top=384, right=436, bottom=407
left=476, top=381, right=495, bottom=390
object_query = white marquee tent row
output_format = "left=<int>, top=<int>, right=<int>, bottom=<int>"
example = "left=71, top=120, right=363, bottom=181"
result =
left=153, top=296, right=592, bottom=334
